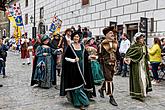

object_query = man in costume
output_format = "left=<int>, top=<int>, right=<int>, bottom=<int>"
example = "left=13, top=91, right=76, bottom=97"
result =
left=98, top=26, right=118, bottom=106
left=124, top=32, right=152, bottom=101
left=21, top=32, right=30, bottom=65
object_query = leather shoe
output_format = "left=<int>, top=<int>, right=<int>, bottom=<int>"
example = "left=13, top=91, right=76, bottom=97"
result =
left=80, top=106, right=86, bottom=110
left=109, top=96, right=118, bottom=106
left=3, top=75, right=7, bottom=78
left=98, top=89, right=104, bottom=98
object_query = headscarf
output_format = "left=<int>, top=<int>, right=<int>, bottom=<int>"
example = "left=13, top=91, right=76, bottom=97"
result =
left=41, top=35, right=50, bottom=43
left=134, top=32, right=145, bottom=42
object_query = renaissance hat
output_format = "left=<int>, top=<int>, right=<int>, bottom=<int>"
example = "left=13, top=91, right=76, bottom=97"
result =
left=102, top=26, right=117, bottom=36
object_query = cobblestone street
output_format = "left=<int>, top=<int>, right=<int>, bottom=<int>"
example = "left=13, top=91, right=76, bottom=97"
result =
left=0, top=51, right=165, bottom=110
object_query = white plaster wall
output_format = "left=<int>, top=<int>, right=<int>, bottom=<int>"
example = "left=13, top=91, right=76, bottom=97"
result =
left=10, top=0, right=165, bottom=37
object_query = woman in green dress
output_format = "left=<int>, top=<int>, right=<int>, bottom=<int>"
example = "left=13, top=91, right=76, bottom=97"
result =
left=124, top=32, right=152, bottom=101
left=60, top=31, right=95, bottom=110
left=85, top=37, right=104, bottom=85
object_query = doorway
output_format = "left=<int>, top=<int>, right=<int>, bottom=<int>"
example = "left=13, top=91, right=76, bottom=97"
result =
left=126, top=23, right=138, bottom=43
left=38, top=22, right=45, bottom=35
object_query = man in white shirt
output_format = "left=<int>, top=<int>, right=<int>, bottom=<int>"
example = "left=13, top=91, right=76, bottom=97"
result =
left=118, top=33, right=130, bottom=77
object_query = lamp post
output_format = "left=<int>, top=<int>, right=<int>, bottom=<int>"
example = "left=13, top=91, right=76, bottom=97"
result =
left=30, top=15, right=33, bottom=24
left=31, top=0, right=36, bottom=39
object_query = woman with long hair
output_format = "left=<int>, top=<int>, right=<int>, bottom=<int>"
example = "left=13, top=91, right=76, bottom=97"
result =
left=148, top=37, right=162, bottom=84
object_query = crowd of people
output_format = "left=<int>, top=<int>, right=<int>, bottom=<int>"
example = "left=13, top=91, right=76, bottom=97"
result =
left=0, top=25, right=165, bottom=110
left=29, top=25, right=154, bottom=109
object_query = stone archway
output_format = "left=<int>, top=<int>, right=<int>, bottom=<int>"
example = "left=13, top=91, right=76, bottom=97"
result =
left=38, top=21, right=45, bottom=35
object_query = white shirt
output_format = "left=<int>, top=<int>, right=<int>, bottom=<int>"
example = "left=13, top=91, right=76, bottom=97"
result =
left=119, top=39, right=130, bottom=54
left=21, top=38, right=29, bottom=44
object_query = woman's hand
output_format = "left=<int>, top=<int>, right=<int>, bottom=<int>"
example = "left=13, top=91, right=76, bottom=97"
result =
left=75, top=57, right=79, bottom=62
left=124, top=58, right=131, bottom=65
left=89, top=55, right=96, bottom=60
left=43, top=53, right=48, bottom=56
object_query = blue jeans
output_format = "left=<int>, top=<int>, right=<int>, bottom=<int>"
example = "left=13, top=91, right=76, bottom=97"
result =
left=119, top=53, right=129, bottom=75
left=151, top=62, right=160, bottom=80
left=0, top=61, right=6, bottom=76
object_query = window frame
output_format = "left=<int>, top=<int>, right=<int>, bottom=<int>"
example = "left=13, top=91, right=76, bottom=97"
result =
left=25, top=14, right=28, bottom=25
left=40, top=7, right=44, bottom=19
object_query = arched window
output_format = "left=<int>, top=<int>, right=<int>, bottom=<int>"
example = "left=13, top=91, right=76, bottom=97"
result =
left=38, top=22, right=45, bottom=35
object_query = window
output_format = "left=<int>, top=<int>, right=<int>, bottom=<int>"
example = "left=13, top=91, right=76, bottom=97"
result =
left=25, top=14, right=28, bottom=25
left=46, top=25, right=48, bottom=31
left=40, top=7, right=44, bottom=19
left=82, top=0, right=89, bottom=5
left=25, top=0, right=28, bottom=7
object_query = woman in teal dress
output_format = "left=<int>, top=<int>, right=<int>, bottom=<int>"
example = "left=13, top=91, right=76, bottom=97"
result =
left=60, top=31, right=95, bottom=110
left=85, top=37, right=104, bottom=85
left=32, top=35, right=57, bottom=88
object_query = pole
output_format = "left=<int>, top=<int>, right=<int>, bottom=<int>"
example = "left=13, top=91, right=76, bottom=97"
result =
left=34, top=0, right=35, bottom=27
left=32, top=0, right=36, bottom=39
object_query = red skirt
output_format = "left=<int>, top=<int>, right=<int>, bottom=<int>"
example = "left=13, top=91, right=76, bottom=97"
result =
left=21, top=49, right=30, bottom=59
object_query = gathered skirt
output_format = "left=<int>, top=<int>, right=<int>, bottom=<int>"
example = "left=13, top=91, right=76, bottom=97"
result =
left=33, top=55, right=55, bottom=88
left=68, top=88, right=89, bottom=107
left=91, top=60, right=104, bottom=85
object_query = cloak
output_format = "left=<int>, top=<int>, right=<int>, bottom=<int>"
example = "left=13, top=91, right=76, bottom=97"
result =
left=60, top=43, right=95, bottom=96
left=125, top=43, right=152, bottom=98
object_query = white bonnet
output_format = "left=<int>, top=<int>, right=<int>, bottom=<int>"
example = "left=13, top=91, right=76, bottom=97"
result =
left=134, top=32, right=145, bottom=42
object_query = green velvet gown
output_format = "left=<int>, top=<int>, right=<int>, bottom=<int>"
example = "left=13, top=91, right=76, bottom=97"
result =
left=86, top=46, right=104, bottom=85
left=70, top=49, right=89, bottom=107
left=60, top=43, right=91, bottom=107
left=125, top=42, right=152, bottom=99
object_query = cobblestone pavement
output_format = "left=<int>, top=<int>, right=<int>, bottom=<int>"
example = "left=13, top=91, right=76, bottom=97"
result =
left=0, top=51, right=165, bottom=110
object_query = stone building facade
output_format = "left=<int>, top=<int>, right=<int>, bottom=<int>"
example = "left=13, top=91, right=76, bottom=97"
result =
left=9, top=0, right=165, bottom=43
left=0, top=11, right=9, bottom=38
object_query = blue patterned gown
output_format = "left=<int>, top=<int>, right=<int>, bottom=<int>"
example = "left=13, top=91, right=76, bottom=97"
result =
left=33, top=45, right=56, bottom=88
